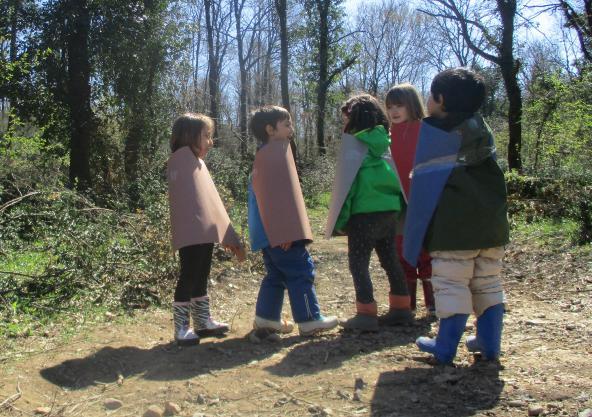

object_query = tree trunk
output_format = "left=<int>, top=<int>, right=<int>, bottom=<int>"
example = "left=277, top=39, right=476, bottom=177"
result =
left=275, top=0, right=290, bottom=113
left=4, top=0, right=21, bottom=137
left=316, top=0, right=330, bottom=155
left=204, top=0, right=220, bottom=140
left=233, top=0, right=248, bottom=157
left=498, top=0, right=522, bottom=171
left=9, top=0, right=20, bottom=62
left=274, top=0, right=298, bottom=162
left=65, top=0, right=93, bottom=189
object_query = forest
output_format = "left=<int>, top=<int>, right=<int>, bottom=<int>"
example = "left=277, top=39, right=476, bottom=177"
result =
left=1, top=0, right=591, bottom=338
left=1, top=1, right=592, bottom=416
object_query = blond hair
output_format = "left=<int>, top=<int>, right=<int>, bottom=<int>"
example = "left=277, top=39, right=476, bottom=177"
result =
left=170, top=113, right=214, bottom=156
left=385, top=83, right=426, bottom=121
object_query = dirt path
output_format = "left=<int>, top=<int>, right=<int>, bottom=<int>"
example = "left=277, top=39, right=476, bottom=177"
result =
left=1, top=235, right=591, bottom=417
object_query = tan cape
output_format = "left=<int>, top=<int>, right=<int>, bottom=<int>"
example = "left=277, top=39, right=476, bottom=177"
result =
left=252, top=140, right=313, bottom=247
left=325, top=133, right=400, bottom=239
left=167, top=146, right=241, bottom=251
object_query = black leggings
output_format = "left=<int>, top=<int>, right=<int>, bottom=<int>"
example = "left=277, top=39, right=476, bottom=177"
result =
left=174, top=243, right=214, bottom=302
left=347, top=212, right=408, bottom=304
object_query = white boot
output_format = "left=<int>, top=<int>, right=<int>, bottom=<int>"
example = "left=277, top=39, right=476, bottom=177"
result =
left=191, top=296, right=229, bottom=337
left=253, top=316, right=294, bottom=333
left=173, top=303, right=199, bottom=346
left=299, top=315, right=338, bottom=336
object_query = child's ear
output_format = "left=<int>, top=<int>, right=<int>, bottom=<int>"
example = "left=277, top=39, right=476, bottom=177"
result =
left=265, top=124, right=275, bottom=137
left=436, top=94, right=446, bottom=111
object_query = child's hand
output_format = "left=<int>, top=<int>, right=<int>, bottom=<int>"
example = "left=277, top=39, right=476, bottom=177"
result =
left=224, top=244, right=246, bottom=262
left=278, top=241, right=292, bottom=251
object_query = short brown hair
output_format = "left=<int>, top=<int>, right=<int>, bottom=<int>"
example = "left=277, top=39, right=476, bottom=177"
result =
left=249, top=106, right=291, bottom=143
left=385, top=83, right=426, bottom=121
left=170, top=113, right=214, bottom=155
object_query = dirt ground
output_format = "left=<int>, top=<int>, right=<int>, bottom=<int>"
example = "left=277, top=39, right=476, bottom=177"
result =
left=1, top=228, right=591, bottom=417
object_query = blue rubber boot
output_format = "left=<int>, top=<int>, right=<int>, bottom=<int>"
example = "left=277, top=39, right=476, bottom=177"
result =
left=465, top=303, right=504, bottom=360
left=416, top=314, right=469, bottom=364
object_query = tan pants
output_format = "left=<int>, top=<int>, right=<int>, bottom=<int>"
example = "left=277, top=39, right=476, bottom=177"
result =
left=430, top=247, right=505, bottom=319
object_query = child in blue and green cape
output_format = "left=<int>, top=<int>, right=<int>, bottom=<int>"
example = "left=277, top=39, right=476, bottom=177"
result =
left=404, top=68, right=510, bottom=364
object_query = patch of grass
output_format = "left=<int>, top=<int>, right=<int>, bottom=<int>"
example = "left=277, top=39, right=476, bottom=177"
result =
left=1, top=248, right=53, bottom=276
left=511, top=216, right=580, bottom=249
left=308, top=192, right=330, bottom=219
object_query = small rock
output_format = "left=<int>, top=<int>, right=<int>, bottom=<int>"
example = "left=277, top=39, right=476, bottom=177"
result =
left=208, top=397, right=220, bottom=406
left=34, top=407, right=51, bottom=415
left=337, top=390, right=351, bottom=400
left=566, top=324, right=576, bottom=330
left=192, top=414, right=206, bottom=417
left=274, top=396, right=290, bottom=407
left=322, top=408, right=334, bottom=416
left=264, top=379, right=280, bottom=389
left=196, top=394, right=207, bottom=405
left=143, top=405, right=164, bottom=417
left=508, top=400, right=526, bottom=408
left=528, top=404, right=544, bottom=416
left=579, top=409, right=592, bottom=417
left=353, top=388, right=362, bottom=401
left=104, top=398, right=123, bottom=410
left=164, top=401, right=181, bottom=416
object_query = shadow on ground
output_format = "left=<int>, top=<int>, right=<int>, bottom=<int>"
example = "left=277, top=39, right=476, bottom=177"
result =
left=40, top=334, right=300, bottom=389
left=370, top=360, right=504, bottom=417
left=265, top=319, right=432, bottom=377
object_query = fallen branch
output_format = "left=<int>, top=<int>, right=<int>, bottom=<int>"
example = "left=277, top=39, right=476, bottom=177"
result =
left=0, top=270, right=42, bottom=279
left=0, top=191, right=42, bottom=212
left=0, top=381, right=22, bottom=410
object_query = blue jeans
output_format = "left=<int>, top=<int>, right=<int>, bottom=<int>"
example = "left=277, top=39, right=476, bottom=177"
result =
left=255, top=241, right=321, bottom=323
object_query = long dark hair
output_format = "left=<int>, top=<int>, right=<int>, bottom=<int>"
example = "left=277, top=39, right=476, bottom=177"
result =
left=341, top=94, right=389, bottom=134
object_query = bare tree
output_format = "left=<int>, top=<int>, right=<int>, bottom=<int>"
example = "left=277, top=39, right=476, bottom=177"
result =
left=275, top=0, right=291, bottom=112
left=420, top=0, right=524, bottom=171
left=306, top=0, right=356, bottom=154
left=352, top=0, right=433, bottom=93
left=233, top=0, right=269, bottom=156
left=204, top=0, right=232, bottom=140
left=558, top=0, right=592, bottom=62
left=425, top=0, right=484, bottom=70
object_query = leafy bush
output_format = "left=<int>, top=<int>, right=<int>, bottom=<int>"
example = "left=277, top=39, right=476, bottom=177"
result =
left=505, top=171, right=592, bottom=245
left=299, top=154, right=334, bottom=208
left=0, top=188, right=177, bottom=337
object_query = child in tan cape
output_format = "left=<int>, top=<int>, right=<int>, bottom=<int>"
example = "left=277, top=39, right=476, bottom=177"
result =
left=167, top=113, right=245, bottom=345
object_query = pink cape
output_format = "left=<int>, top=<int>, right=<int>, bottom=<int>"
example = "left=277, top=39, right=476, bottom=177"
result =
left=167, top=146, right=241, bottom=251
left=252, top=141, right=313, bottom=247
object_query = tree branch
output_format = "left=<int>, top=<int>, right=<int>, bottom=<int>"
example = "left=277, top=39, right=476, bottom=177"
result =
left=418, top=2, right=501, bottom=64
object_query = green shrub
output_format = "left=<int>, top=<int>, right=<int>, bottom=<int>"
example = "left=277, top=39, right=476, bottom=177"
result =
left=505, top=171, right=592, bottom=245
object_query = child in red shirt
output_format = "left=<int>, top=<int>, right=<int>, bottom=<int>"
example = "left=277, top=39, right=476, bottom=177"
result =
left=385, top=84, right=435, bottom=318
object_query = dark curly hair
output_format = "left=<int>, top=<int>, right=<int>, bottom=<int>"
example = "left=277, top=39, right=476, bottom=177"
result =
left=341, top=94, right=389, bottom=134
